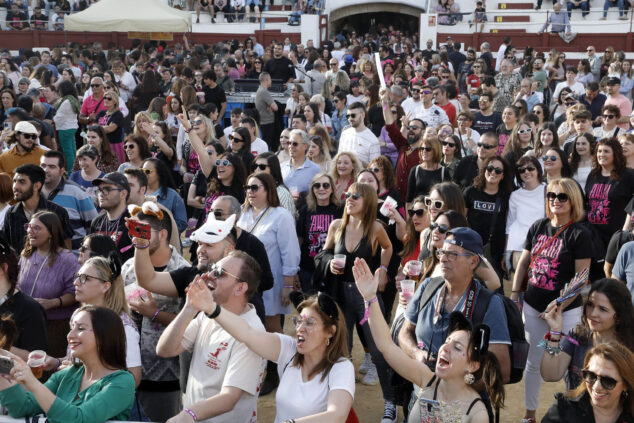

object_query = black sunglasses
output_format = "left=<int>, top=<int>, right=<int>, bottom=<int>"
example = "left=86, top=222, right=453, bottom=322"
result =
left=421, top=146, right=433, bottom=152
left=344, top=192, right=361, bottom=200
left=518, top=165, right=536, bottom=174
left=244, top=184, right=262, bottom=192
left=441, top=141, right=456, bottom=148
left=251, top=163, right=269, bottom=171
left=486, top=165, right=503, bottom=175
left=430, top=222, right=449, bottom=233
left=603, top=114, right=615, bottom=119
left=19, top=132, right=37, bottom=140
left=103, top=96, right=113, bottom=101
left=90, top=84, right=102, bottom=88
left=346, top=113, right=358, bottom=119
left=582, top=370, right=619, bottom=390
left=407, top=208, right=425, bottom=217
left=212, top=210, right=225, bottom=219
left=313, top=182, right=331, bottom=189
left=542, top=155, right=558, bottom=162
left=229, top=135, right=244, bottom=142
left=477, top=142, right=497, bottom=150
left=317, top=292, right=339, bottom=320
left=547, top=192, right=569, bottom=202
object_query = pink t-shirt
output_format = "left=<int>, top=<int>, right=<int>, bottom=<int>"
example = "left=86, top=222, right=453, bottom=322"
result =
left=80, top=95, right=108, bottom=122
left=605, top=94, right=633, bottom=130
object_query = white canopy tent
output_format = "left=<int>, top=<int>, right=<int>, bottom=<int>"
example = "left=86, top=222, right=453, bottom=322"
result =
left=64, top=0, right=191, bottom=32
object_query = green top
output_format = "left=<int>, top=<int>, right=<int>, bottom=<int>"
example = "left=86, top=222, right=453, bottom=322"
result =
left=0, top=365, right=134, bottom=423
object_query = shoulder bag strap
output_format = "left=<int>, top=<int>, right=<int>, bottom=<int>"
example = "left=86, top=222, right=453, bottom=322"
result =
left=246, top=207, right=273, bottom=234
left=527, top=220, right=574, bottom=275
left=486, top=196, right=502, bottom=244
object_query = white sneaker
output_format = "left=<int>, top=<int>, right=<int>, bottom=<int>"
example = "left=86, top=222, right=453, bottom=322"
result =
left=361, top=364, right=378, bottom=385
left=381, top=400, right=397, bottom=423
left=358, top=352, right=372, bottom=374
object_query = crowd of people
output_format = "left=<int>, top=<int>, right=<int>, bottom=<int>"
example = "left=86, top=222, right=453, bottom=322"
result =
left=0, top=22, right=632, bottom=423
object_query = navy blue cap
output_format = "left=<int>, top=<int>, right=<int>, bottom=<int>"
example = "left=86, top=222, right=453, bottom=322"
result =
left=445, top=227, right=483, bottom=255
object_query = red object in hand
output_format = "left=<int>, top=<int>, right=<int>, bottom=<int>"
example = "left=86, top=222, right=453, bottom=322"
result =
left=128, top=220, right=151, bottom=240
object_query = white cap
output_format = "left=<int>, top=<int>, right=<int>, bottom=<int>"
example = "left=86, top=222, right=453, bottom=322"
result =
left=14, top=121, right=38, bottom=135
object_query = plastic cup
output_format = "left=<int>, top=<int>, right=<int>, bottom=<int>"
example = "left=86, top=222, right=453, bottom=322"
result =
left=333, top=254, right=346, bottom=274
left=28, top=350, right=46, bottom=379
left=401, top=279, right=416, bottom=301
left=407, top=260, right=423, bottom=279
left=290, top=186, right=299, bottom=198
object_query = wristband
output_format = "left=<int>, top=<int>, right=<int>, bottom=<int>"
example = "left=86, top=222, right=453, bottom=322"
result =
left=183, top=407, right=197, bottom=421
left=379, top=265, right=388, bottom=273
left=359, top=296, right=378, bottom=325
left=205, top=304, right=221, bottom=319
left=58, top=297, right=63, bottom=307
left=133, top=240, right=150, bottom=249
left=53, top=357, right=61, bottom=371
left=151, top=309, right=160, bottom=322
left=283, top=285, right=294, bottom=288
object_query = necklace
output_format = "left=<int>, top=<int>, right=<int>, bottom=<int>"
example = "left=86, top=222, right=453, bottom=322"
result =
left=101, top=212, right=124, bottom=243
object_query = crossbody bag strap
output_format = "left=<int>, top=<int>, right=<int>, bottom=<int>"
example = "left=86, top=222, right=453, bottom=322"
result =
left=527, top=220, right=573, bottom=275
left=486, top=196, right=502, bottom=244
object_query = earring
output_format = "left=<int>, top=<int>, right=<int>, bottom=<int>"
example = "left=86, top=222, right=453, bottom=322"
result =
left=623, top=391, right=629, bottom=398
left=464, top=372, right=475, bottom=385
left=326, top=338, right=331, bottom=346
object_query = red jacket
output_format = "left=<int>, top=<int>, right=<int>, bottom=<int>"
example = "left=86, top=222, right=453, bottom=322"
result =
left=385, top=122, right=422, bottom=199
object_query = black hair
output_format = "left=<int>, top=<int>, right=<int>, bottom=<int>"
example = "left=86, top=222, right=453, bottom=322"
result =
left=43, top=150, right=66, bottom=170
left=84, top=234, right=120, bottom=262
left=15, top=164, right=45, bottom=189
left=143, top=157, right=176, bottom=197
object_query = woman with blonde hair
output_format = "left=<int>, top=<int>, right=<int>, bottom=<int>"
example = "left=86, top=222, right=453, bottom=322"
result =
left=133, top=111, right=154, bottom=140
left=95, top=89, right=125, bottom=163
left=307, top=134, right=332, bottom=172
left=329, top=151, right=362, bottom=200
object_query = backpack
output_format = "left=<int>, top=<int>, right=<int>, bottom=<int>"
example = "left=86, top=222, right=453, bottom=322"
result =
left=392, top=276, right=528, bottom=385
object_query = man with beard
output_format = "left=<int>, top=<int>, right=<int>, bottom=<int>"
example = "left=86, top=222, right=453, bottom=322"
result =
left=453, top=131, right=500, bottom=189
left=1, top=164, right=72, bottom=253
left=379, top=87, right=426, bottom=199
left=401, top=81, right=424, bottom=116
left=0, top=121, right=46, bottom=178
left=471, top=93, right=503, bottom=135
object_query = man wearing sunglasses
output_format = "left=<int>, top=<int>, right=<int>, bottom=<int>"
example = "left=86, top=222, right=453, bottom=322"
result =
left=280, top=129, right=321, bottom=194
left=453, top=132, right=500, bottom=189
left=338, top=101, right=380, bottom=167
left=471, top=92, right=503, bottom=135
left=0, top=121, right=46, bottom=178
left=401, top=81, right=424, bottom=116
left=604, top=77, right=633, bottom=130
left=155, top=244, right=266, bottom=423
left=413, top=83, right=450, bottom=130
left=399, top=228, right=511, bottom=382
left=79, top=77, right=106, bottom=125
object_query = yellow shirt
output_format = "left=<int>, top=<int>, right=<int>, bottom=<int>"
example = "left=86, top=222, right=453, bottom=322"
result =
left=0, top=146, right=45, bottom=177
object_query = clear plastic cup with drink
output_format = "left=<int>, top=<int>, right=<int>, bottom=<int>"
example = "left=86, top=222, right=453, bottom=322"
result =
left=28, top=350, right=46, bottom=378
left=407, top=260, right=423, bottom=282
left=401, top=279, right=416, bottom=302
left=332, top=254, right=346, bottom=274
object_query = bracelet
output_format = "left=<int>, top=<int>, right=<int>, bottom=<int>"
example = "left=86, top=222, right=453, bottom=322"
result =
left=58, top=297, right=63, bottom=307
left=151, top=309, right=160, bottom=322
left=183, top=407, right=197, bottom=421
left=205, top=304, right=221, bottom=319
left=283, top=285, right=294, bottom=289
left=132, top=240, right=150, bottom=249
left=537, top=339, right=561, bottom=355
left=379, top=265, right=388, bottom=273
left=184, top=127, right=193, bottom=133
left=549, top=330, right=562, bottom=336
left=284, top=420, right=296, bottom=423
left=53, top=357, right=61, bottom=371
left=359, top=296, right=378, bottom=325
left=511, top=299, right=519, bottom=303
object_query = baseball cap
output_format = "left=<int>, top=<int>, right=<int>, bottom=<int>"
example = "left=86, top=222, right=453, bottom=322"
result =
left=445, top=227, right=483, bottom=255
left=14, top=121, right=38, bottom=135
left=190, top=214, right=236, bottom=244
left=564, top=92, right=578, bottom=101
left=92, top=172, right=131, bottom=191
left=343, top=54, right=353, bottom=64
left=606, top=77, right=621, bottom=85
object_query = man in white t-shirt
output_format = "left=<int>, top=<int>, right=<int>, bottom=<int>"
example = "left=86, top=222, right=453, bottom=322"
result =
left=338, top=102, right=380, bottom=167
left=414, top=84, right=450, bottom=129
left=157, top=224, right=266, bottom=423
left=240, top=116, right=269, bottom=156
left=401, top=81, right=424, bottom=116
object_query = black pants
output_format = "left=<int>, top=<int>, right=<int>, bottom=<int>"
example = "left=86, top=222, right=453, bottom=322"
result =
left=260, top=122, right=277, bottom=151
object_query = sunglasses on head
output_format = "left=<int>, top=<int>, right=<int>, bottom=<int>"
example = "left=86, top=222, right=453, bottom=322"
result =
left=313, top=182, right=331, bottom=190
left=229, top=134, right=243, bottom=142
left=424, top=196, right=444, bottom=210
left=518, top=165, right=536, bottom=174
left=251, top=163, right=269, bottom=171
left=477, top=142, right=496, bottom=150
left=244, top=184, right=262, bottom=192
left=547, top=192, right=569, bottom=202
left=441, top=141, right=456, bottom=148
left=486, top=165, right=503, bottom=175
left=344, top=192, right=361, bottom=200
left=215, top=159, right=231, bottom=167
left=19, top=132, right=37, bottom=140
left=430, top=222, right=449, bottom=233
left=408, top=208, right=425, bottom=217
left=582, top=370, right=619, bottom=390
left=542, top=155, right=558, bottom=162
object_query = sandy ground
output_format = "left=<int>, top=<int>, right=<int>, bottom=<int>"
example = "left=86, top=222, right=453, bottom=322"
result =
left=256, top=279, right=566, bottom=423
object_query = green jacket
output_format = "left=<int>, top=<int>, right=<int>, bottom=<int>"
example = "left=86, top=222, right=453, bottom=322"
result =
left=0, top=365, right=134, bottom=423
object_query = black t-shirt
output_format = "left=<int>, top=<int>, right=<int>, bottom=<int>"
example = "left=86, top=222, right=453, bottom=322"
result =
left=377, top=188, right=405, bottom=275
left=95, top=110, right=124, bottom=145
left=89, top=210, right=133, bottom=262
left=30, top=14, right=48, bottom=30
left=496, top=124, right=513, bottom=154
left=0, top=292, right=48, bottom=352
left=263, top=56, right=294, bottom=82
left=6, top=11, right=28, bottom=29
left=235, top=230, right=274, bottom=293
left=471, top=112, right=502, bottom=134
left=584, top=169, right=634, bottom=246
left=170, top=265, right=202, bottom=298
left=406, top=165, right=451, bottom=202
left=523, top=218, right=593, bottom=312
left=202, top=84, right=227, bottom=111
left=605, top=229, right=634, bottom=265
left=464, top=186, right=508, bottom=257
left=453, top=156, right=479, bottom=190
left=296, top=203, right=343, bottom=270
left=192, top=170, right=245, bottom=219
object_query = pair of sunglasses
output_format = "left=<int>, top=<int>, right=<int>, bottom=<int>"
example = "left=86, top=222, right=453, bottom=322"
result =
left=344, top=192, right=361, bottom=200
left=486, top=165, right=503, bottom=175
left=408, top=208, right=425, bottom=217
left=546, top=192, right=569, bottom=202
left=430, top=222, right=449, bottom=234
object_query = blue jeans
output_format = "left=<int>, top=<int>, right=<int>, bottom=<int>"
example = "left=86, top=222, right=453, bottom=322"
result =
left=567, top=0, right=589, bottom=17
left=604, top=0, right=624, bottom=16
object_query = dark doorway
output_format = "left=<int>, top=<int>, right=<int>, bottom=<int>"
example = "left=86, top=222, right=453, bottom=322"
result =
left=332, top=11, right=419, bottom=36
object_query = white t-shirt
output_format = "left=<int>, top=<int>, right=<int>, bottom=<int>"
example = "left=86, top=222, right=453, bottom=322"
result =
left=346, top=93, right=364, bottom=105
left=274, top=334, right=355, bottom=423
left=401, top=97, right=423, bottom=116
left=123, top=318, right=142, bottom=369
left=338, top=126, right=380, bottom=166
left=251, top=137, right=269, bottom=156
left=505, top=184, right=546, bottom=252
left=182, top=306, right=266, bottom=423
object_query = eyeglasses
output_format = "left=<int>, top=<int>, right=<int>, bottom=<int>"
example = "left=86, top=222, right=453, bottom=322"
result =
left=344, top=192, right=361, bottom=200
left=292, top=315, right=319, bottom=331
left=582, top=369, right=619, bottom=390
left=103, top=96, right=113, bottom=101
left=603, top=114, right=615, bottom=119
left=124, top=144, right=135, bottom=150
left=215, top=159, right=231, bottom=167
left=477, top=142, right=497, bottom=150
left=191, top=119, right=204, bottom=126
left=313, top=182, right=331, bottom=190
left=421, top=90, right=432, bottom=95
left=244, top=184, right=262, bottom=192
left=565, top=101, right=577, bottom=107
left=90, top=84, right=102, bottom=88
left=547, top=192, right=569, bottom=202
left=74, top=273, right=107, bottom=285
left=430, top=222, right=449, bottom=233
left=290, top=141, right=301, bottom=147
left=19, top=133, right=37, bottom=140
left=251, top=163, right=269, bottom=171
left=542, top=155, right=558, bottom=162
left=518, top=128, right=532, bottom=134
left=208, top=263, right=243, bottom=281
left=486, top=165, right=503, bottom=175
left=441, top=141, right=456, bottom=148
left=346, top=113, right=358, bottom=119
left=421, top=146, right=433, bottom=152
left=142, top=168, right=155, bottom=175
left=407, top=125, right=422, bottom=131
left=424, top=196, right=444, bottom=210
left=97, top=186, right=122, bottom=195
left=229, top=135, right=243, bottom=142
left=435, top=248, right=474, bottom=261
left=518, top=165, right=536, bottom=174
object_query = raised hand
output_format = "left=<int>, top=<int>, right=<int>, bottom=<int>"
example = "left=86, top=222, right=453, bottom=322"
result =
left=352, top=258, right=379, bottom=301
left=185, top=274, right=216, bottom=314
